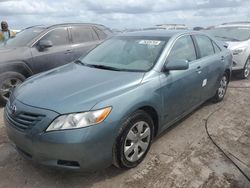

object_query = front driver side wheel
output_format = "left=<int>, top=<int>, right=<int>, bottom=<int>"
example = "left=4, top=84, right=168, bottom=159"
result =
left=113, top=110, right=154, bottom=169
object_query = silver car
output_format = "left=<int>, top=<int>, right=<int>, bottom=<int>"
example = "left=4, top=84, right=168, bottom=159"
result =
left=205, top=22, right=250, bottom=79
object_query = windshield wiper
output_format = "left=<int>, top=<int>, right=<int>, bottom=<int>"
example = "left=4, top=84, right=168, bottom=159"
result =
left=74, top=60, right=97, bottom=67
left=75, top=60, right=122, bottom=71
left=74, top=59, right=86, bottom=65
left=87, top=64, right=122, bottom=71
left=215, top=36, right=239, bottom=42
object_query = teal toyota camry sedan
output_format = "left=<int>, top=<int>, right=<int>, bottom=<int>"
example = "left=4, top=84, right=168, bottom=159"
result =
left=4, top=30, right=232, bottom=171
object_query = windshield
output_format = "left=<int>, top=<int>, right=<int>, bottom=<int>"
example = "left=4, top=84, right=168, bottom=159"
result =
left=205, top=27, right=250, bottom=41
left=80, top=36, right=168, bottom=72
left=1, top=27, right=45, bottom=48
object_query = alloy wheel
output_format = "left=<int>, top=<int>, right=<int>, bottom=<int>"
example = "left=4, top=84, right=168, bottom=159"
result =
left=0, top=78, right=22, bottom=101
left=244, top=59, right=250, bottom=78
left=124, top=121, right=151, bottom=162
left=218, top=75, right=227, bottom=99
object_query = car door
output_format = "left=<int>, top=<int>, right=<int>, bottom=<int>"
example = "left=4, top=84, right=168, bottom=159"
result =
left=69, top=26, right=101, bottom=60
left=160, top=35, right=204, bottom=126
left=193, top=35, right=225, bottom=101
left=30, top=27, right=73, bottom=74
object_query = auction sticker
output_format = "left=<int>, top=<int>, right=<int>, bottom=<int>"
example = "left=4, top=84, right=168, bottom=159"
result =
left=138, top=40, right=161, bottom=45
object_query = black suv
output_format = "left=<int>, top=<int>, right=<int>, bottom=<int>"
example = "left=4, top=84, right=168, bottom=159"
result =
left=0, top=23, right=112, bottom=105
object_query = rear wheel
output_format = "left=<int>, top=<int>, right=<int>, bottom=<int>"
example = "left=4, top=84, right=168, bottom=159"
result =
left=212, top=74, right=228, bottom=103
left=240, top=58, right=250, bottom=79
left=113, top=110, right=154, bottom=169
left=0, top=72, right=25, bottom=106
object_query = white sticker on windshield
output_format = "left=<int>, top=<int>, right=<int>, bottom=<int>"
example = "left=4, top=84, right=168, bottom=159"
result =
left=138, top=40, right=161, bottom=45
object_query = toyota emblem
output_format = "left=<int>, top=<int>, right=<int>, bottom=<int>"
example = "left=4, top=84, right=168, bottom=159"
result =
left=10, top=105, right=17, bottom=115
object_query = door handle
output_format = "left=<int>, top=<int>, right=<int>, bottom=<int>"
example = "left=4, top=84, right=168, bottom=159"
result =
left=65, top=50, right=73, bottom=54
left=196, top=66, right=202, bottom=74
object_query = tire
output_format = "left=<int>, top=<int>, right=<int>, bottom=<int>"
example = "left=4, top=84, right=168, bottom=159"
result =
left=212, top=74, right=228, bottom=103
left=240, top=58, right=250, bottom=79
left=0, top=72, right=25, bottom=106
left=113, top=110, right=154, bottom=169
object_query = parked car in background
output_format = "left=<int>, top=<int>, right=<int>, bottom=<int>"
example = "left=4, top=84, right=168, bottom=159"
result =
left=0, top=23, right=112, bottom=105
left=204, top=22, right=250, bottom=79
left=124, top=24, right=188, bottom=33
left=156, top=24, right=188, bottom=30
left=4, top=30, right=232, bottom=171
left=193, top=27, right=204, bottom=31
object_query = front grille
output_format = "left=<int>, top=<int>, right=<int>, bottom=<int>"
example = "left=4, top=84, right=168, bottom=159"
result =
left=5, top=104, right=45, bottom=131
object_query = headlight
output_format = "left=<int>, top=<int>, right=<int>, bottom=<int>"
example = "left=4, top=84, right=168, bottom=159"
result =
left=232, top=47, right=247, bottom=55
left=46, top=107, right=112, bottom=131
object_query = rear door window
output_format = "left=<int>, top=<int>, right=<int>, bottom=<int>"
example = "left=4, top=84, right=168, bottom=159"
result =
left=212, top=41, right=221, bottom=53
left=168, top=35, right=197, bottom=62
left=195, top=35, right=215, bottom=57
left=71, top=26, right=98, bottom=43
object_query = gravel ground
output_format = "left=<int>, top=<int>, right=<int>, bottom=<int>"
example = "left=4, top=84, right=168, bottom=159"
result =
left=0, top=78, right=249, bottom=188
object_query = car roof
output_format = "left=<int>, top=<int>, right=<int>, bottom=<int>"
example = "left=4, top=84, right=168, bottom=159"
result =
left=117, top=29, right=201, bottom=38
left=25, top=23, right=109, bottom=30
left=48, top=23, right=109, bottom=29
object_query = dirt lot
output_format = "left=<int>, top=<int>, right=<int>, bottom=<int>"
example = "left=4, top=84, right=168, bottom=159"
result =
left=0, top=77, right=250, bottom=188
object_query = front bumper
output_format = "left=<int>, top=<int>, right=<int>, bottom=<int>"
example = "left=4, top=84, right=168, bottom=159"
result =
left=4, top=99, right=118, bottom=171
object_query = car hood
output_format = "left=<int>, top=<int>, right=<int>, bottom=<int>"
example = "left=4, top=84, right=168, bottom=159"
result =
left=15, top=63, right=144, bottom=114
left=226, top=41, right=248, bottom=51
left=0, top=45, right=29, bottom=62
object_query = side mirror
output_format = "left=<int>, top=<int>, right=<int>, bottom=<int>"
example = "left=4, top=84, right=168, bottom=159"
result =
left=222, top=42, right=229, bottom=48
left=164, top=59, right=189, bottom=71
left=38, top=40, right=53, bottom=50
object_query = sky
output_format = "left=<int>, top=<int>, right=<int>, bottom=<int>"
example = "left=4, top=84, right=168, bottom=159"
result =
left=0, top=0, right=250, bottom=30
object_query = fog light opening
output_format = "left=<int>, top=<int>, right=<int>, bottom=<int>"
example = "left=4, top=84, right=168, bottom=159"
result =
left=57, top=160, right=80, bottom=168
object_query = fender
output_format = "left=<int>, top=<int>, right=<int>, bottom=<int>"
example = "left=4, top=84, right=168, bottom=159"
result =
left=0, top=61, right=33, bottom=78
left=92, top=89, right=163, bottom=137
left=121, top=101, right=162, bottom=124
